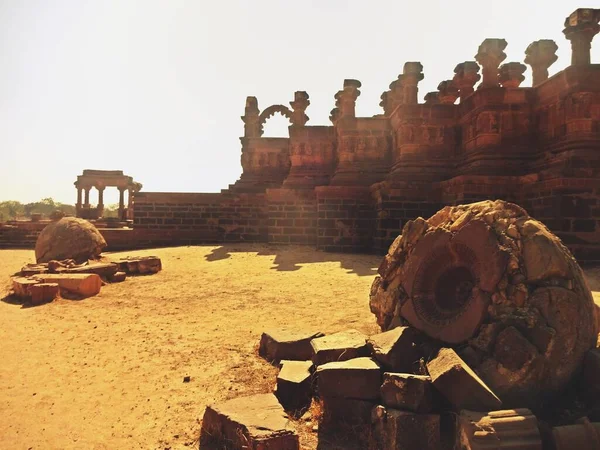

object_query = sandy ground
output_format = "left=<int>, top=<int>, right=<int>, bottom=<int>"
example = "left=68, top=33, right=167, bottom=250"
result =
left=0, top=244, right=382, bottom=450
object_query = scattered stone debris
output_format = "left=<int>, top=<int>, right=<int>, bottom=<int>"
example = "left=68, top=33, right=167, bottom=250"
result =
left=367, top=326, right=421, bottom=372
left=275, top=360, right=313, bottom=417
left=372, top=405, right=441, bottom=450
left=35, top=217, right=107, bottom=263
left=12, top=273, right=102, bottom=299
left=310, top=329, right=368, bottom=366
left=316, top=357, right=381, bottom=401
left=458, top=409, right=542, bottom=450
left=108, top=271, right=127, bottom=283
left=115, top=256, right=162, bottom=275
left=380, top=373, right=434, bottom=413
left=259, top=329, right=324, bottom=362
left=200, top=393, right=299, bottom=450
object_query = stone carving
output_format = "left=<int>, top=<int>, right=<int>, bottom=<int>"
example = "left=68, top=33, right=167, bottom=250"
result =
left=369, top=200, right=597, bottom=406
left=241, top=96, right=261, bottom=138
left=437, top=80, right=459, bottom=104
left=563, top=8, right=600, bottom=66
left=332, top=79, right=361, bottom=124
left=402, top=62, right=424, bottom=105
left=289, top=91, right=310, bottom=127
left=475, top=38, right=508, bottom=89
left=499, top=62, right=527, bottom=88
left=424, top=92, right=440, bottom=104
left=453, top=61, right=481, bottom=100
left=258, top=104, right=293, bottom=136
left=524, top=40, right=558, bottom=86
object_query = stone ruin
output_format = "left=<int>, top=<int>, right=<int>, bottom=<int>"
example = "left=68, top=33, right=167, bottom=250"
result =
left=199, top=200, right=600, bottom=450
left=2, top=7, right=600, bottom=266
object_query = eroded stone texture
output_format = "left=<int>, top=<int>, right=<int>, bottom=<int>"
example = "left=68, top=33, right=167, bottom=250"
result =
left=35, top=217, right=106, bottom=264
left=200, top=393, right=299, bottom=450
left=259, top=329, right=324, bottom=362
left=310, top=330, right=368, bottom=366
left=366, top=326, right=421, bottom=372
left=275, top=360, right=313, bottom=416
left=370, top=200, right=598, bottom=407
left=371, top=405, right=441, bottom=450
left=380, top=373, right=434, bottom=413
left=316, top=357, right=381, bottom=400
left=458, top=409, right=542, bottom=450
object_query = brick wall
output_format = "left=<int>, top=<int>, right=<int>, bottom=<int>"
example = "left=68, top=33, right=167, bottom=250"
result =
left=266, top=189, right=317, bottom=245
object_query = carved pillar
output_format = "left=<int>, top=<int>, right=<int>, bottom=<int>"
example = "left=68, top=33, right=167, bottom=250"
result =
left=437, top=80, right=459, bottom=104
left=337, top=79, right=361, bottom=119
left=563, top=9, right=600, bottom=66
left=118, top=187, right=125, bottom=218
left=241, top=96, right=261, bottom=138
left=424, top=92, right=440, bottom=104
left=97, top=186, right=105, bottom=208
left=475, top=38, right=508, bottom=89
left=379, top=91, right=393, bottom=115
left=387, top=75, right=405, bottom=111
left=524, top=40, right=558, bottom=86
left=84, top=188, right=90, bottom=207
left=76, top=186, right=82, bottom=209
left=289, top=91, right=310, bottom=127
left=453, top=61, right=481, bottom=100
left=402, top=62, right=424, bottom=105
left=499, top=62, right=527, bottom=88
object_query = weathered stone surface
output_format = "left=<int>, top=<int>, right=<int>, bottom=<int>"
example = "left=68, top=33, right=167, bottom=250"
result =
left=316, top=357, right=381, bottom=400
left=458, top=409, right=542, bottom=450
left=310, top=330, right=368, bottom=366
left=259, top=329, right=324, bottom=362
left=200, top=393, right=299, bottom=450
left=12, top=277, right=42, bottom=298
left=275, top=360, right=313, bottom=416
left=56, top=261, right=118, bottom=278
left=371, top=405, right=441, bottom=450
left=371, top=200, right=598, bottom=407
left=380, top=373, right=434, bottom=413
left=584, top=349, right=600, bottom=400
left=31, top=273, right=102, bottom=298
left=115, top=256, right=162, bottom=275
left=29, top=283, right=59, bottom=305
left=35, top=217, right=106, bottom=264
left=366, top=326, right=421, bottom=372
left=108, top=271, right=127, bottom=282
left=427, top=348, right=501, bottom=411
left=321, top=396, right=374, bottom=426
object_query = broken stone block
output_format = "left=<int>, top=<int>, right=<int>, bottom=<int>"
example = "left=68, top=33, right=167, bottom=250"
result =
left=321, top=396, right=375, bottom=426
left=552, top=418, right=600, bottom=450
left=310, top=329, right=368, bottom=366
left=459, top=409, right=542, bottom=449
left=108, top=271, right=127, bottom=283
left=380, top=373, right=434, bottom=413
left=58, top=262, right=118, bottom=278
left=19, top=263, right=49, bottom=277
left=200, top=393, right=299, bottom=450
left=275, top=360, right=313, bottom=416
left=371, top=405, right=441, bottom=450
left=366, top=326, right=421, bottom=372
left=115, top=256, right=162, bottom=275
left=316, top=357, right=381, bottom=400
left=29, top=283, right=59, bottom=305
left=427, top=348, right=501, bottom=411
left=12, top=277, right=42, bottom=298
left=259, top=329, right=324, bottom=362
left=31, top=273, right=102, bottom=298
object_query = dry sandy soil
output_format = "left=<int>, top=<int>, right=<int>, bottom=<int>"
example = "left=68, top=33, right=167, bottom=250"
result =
left=0, top=244, right=383, bottom=450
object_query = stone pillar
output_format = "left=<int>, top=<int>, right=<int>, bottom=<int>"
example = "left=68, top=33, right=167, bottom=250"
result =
left=84, top=188, right=90, bottom=207
left=242, top=96, right=261, bottom=138
left=563, top=9, right=600, bottom=66
left=289, top=91, right=310, bottom=127
left=118, top=187, right=125, bottom=218
left=97, top=187, right=105, bottom=208
left=475, top=39, right=508, bottom=89
left=388, top=75, right=405, bottom=111
left=524, top=40, right=558, bottom=86
left=498, top=62, right=527, bottom=88
left=437, top=80, right=459, bottom=105
left=76, top=187, right=82, bottom=209
left=337, top=79, right=361, bottom=119
left=453, top=61, right=481, bottom=100
left=402, top=62, right=424, bottom=105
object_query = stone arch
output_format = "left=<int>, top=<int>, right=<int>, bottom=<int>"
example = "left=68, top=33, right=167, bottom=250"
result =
left=258, top=105, right=292, bottom=136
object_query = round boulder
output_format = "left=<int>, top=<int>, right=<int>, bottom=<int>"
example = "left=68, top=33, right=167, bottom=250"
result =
left=35, top=217, right=107, bottom=263
left=370, top=200, right=597, bottom=406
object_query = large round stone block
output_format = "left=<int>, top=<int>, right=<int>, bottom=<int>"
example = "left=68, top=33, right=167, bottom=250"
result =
left=35, top=217, right=107, bottom=263
left=369, top=200, right=597, bottom=406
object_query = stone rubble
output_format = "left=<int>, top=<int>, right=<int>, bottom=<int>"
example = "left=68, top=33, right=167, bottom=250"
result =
left=259, top=329, right=324, bottom=362
left=275, top=360, right=314, bottom=417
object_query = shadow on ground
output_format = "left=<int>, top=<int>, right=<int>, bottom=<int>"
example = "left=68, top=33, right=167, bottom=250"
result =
left=204, top=243, right=379, bottom=277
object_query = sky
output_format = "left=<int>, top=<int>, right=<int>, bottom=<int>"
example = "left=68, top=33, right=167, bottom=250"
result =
left=0, top=0, right=598, bottom=206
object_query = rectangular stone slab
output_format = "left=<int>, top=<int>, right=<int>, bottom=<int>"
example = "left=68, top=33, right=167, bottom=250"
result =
left=29, top=283, right=59, bottom=305
left=316, top=357, right=381, bottom=400
left=56, top=262, right=118, bottom=278
left=32, top=273, right=102, bottom=298
left=321, top=396, right=375, bottom=426
left=380, top=373, right=434, bottom=413
left=200, top=393, right=299, bottom=449
left=366, top=326, right=421, bottom=372
left=427, top=348, right=502, bottom=411
left=310, top=329, right=369, bottom=366
left=259, top=329, right=324, bottom=362
left=275, top=360, right=313, bottom=416
left=371, top=405, right=441, bottom=450
left=12, top=277, right=41, bottom=298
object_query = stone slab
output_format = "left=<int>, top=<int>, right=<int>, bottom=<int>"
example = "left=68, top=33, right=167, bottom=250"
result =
left=371, top=405, right=441, bottom=450
left=310, top=329, right=368, bottom=366
left=459, top=409, right=542, bottom=450
left=200, top=393, right=299, bottom=450
left=316, top=357, right=381, bottom=400
left=115, top=256, right=162, bottom=275
left=380, top=373, right=434, bottom=413
left=275, top=360, right=313, bottom=416
left=108, top=271, right=127, bottom=283
left=31, top=273, right=102, bottom=298
left=367, top=326, right=421, bottom=372
left=259, top=329, right=324, bottom=362
left=29, top=283, right=59, bottom=305
left=427, top=348, right=502, bottom=411
left=12, top=277, right=42, bottom=298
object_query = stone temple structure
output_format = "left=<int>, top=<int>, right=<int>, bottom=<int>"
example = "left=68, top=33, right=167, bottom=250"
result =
left=2, top=8, right=600, bottom=264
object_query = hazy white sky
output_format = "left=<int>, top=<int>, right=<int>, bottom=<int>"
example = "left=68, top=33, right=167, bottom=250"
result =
left=0, top=0, right=598, bottom=205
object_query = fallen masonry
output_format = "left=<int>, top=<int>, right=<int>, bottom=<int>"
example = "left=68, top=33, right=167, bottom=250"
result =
left=259, top=329, right=324, bottom=362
